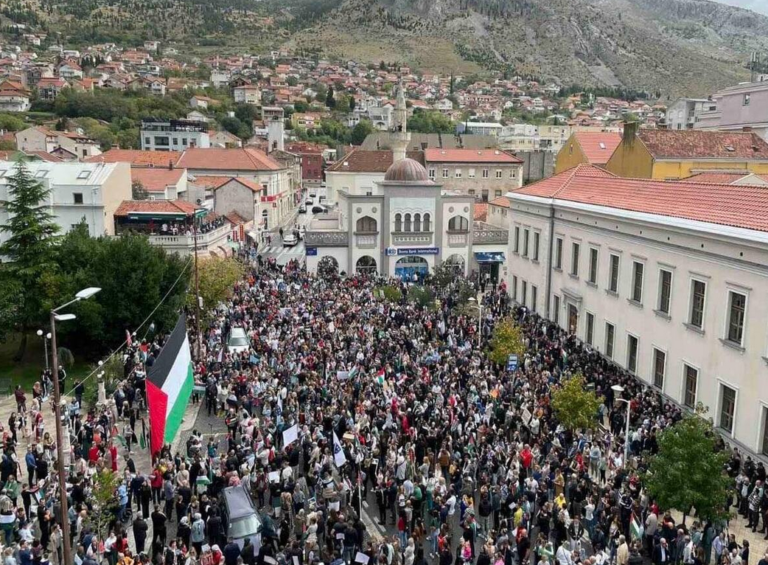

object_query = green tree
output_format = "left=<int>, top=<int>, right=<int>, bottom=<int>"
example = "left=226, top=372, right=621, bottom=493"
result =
left=350, top=120, right=374, bottom=145
left=132, top=180, right=149, bottom=200
left=488, top=317, right=525, bottom=365
left=551, top=374, right=602, bottom=431
left=0, top=113, right=26, bottom=132
left=407, top=285, right=434, bottom=308
left=325, top=85, right=336, bottom=109
left=644, top=411, right=731, bottom=523
left=189, top=257, right=244, bottom=325
left=0, top=163, right=61, bottom=359
left=86, top=469, right=120, bottom=539
left=408, top=110, right=455, bottom=134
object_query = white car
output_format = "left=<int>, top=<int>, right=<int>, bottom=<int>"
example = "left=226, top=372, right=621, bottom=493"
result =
left=227, top=327, right=250, bottom=354
left=283, top=233, right=298, bottom=247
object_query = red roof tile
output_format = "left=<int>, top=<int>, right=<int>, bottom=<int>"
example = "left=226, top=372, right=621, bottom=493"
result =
left=86, top=149, right=182, bottom=167
left=680, top=172, right=748, bottom=184
left=176, top=148, right=281, bottom=171
left=514, top=165, right=768, bottom=233
left=213, top=177, right=264, bottom=193
left=327, top=149, right=424, bottom=173
left=115, top=199, right=199, bottom=217
left=224, top=211, right=247, bottom=225
left=473, top=203, right=488, bottom=221
left=131, top=168, right=185, bottom=192
left=637, top=130, right=768, bottom=160
left=424, top=148, right=523, bottom=164
left=571, top=132, right=622, bottom=165
left=489, top=196, right=511, bottom=208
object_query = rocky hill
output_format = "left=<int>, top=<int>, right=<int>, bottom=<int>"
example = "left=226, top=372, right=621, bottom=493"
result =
left=289, top=0, right=768, bottom=96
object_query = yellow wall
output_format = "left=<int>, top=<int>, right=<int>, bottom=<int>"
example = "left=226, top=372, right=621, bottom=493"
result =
left=650, top=160, right=768, bottom=180
left=605, top=137, right=654, bottom=178
left=554, top=136, right=588, bottom=174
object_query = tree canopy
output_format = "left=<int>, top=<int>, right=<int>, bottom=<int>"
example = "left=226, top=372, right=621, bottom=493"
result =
left=551, top=374, right=602, bottom=431
left=488, top=317, right=525, bottom=365
left=408, top=110, right=456, bottom=134
left=190, top=257, right=245, bottom=326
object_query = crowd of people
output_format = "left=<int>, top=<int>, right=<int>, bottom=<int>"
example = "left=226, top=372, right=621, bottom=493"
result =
left=0, top=251, right=766, bottom=565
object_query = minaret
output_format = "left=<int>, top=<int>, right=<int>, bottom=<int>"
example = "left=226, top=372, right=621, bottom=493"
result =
left=391, top=83, right=410, bottom=163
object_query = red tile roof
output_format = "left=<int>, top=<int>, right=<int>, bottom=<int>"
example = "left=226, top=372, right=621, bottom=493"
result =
left=424, top=148, right=523, bottom=164
left=176, top=148, right=281, bottom=171
left=115, top=199, right=199, bottom=217
left=489, top=196, right=511, bottom=208
left=326, top=149, right=424, bottom=173
left=473, top=202, right=488, bottom=221
left=27, top=151, right=63, bottom=162
left=86, top=149, right=182, bottom=168
left=680, top=172, right=748, bottom=184
left=224, top=211, right=247, bottom=225
left=637, top=130, right=768, bottom=160
left=213, top=177, right=264, bottom=193
left=572, top=132, right=622, bottom=165
left=514, top=165, right=768, bottom=233
left=131, top=168, right=185, bottom=192
left=188, top=175, right=232, bottom=188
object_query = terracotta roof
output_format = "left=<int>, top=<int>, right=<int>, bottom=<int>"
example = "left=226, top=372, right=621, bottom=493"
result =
left=188, top=175, right=232, bottom=188
left=224, top=211, right=247, bottom=225
left=85, top=149, right=182, bottom=167
left=637, top=130, right=768, bottom=160
left=424, top=148, right=523, bottom=164
left=131, top=168, right=185, bottom=192
left=176, top=148, right=281, bottom=171
left=27, top=151, right=63, bottom=162
left=327, top=149, right=424, bottom=173
left=571, top=132, right=622, bottom=165
left=213, top=177, right=264, bottom=193
left=115, top=199, right=199, bottom=217
left=680, top=172, right=749, bottom=184
left=474, top=202, right=488, bottom=221
left=513, top=165, right=768, bottom=234
left=489, top=196, right=511, bottom=208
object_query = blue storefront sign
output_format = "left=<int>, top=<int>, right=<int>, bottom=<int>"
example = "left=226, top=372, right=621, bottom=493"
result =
left=507, top=354, right=519, bottom=372
left=397, top=247, right=440, bottom=256
left=306, top=247, right=318, bottom=256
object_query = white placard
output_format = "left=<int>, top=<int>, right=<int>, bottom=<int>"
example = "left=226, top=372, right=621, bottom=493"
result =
left=336, top=371, right=350, bottom=380
left=283, top=425, right=299, bottom=447
left=521, top=408, right=532, bottom=426
left=355, top=554, right=370, bottom=564
left=268, top=471, right=280, bottom=483
left=265, top=558, right=278, bottom=565
left=329, top=500, right=340, bottom=511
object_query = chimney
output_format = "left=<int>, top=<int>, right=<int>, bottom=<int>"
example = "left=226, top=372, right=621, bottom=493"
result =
left=169, top=159, right=174, bottom=170
left=743, top=126, right=753, bottom=133
left=622, top=121, right=639, bottom=145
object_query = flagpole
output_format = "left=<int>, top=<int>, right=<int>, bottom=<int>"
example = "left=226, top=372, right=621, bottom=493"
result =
left=193, top=218, right=202, bottom=361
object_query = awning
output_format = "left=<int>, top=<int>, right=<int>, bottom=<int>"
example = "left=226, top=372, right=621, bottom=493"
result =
left=474, top=252, right=505, bottom=263
left=247, top=231, right=259, bottom=240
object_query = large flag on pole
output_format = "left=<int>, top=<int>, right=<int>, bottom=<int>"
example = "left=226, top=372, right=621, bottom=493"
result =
left=146, top=315, right=194, bottom=455
left=333, top=432, right=347, bottom=467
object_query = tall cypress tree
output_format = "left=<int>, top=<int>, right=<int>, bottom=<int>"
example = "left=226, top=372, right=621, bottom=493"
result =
left=0, top=162, right=61, bottom=359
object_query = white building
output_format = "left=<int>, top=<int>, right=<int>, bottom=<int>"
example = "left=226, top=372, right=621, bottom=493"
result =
left=507, top=164, right=768, bottom=456
left=458, top=122, right=504, bottom=137
left=140, top=119, right=210, bottom=151
left=0, top=161, right=131, bottom=242
left=233, top=85, right=262, bottom=105
left=666, top=98, right=710, bottom=131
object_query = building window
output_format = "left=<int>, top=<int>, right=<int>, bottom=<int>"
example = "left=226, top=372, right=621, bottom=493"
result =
left=571, top=242, right=580, bottom=277
left=468, top=189, right=476, bottom=196
left=523, top=229, right=529, bottom=257
left=429, top=168, right=436, bottom=179
left=631, top=261, right=644, bottom=303
left=744, top=93, right=751, bottom=106
left=442, top=168, right=449, bottom=178
left=482, top=168, right=489, bottom=178
left=684, top=364, right=698, bottom=408
left=719, top=384, right=736, bottom=434
left=554, top=238, right=563, bottom=269
left=553, top=295, right=560, bottom=325
left=605, top=322, right=615, bottom=359
left=588, top=248, right=598, bottom=284
left=455, top=169, right=462, bottom=178
left=585, top=312, right=594, bottom=345
left=356, top=216, right=377, bottom=233
left=521, top=281, right=527, bottom=306
left=404, top=213, right=412, bottom=232
left=653, top=348, right=666, bottom=390
left=481, top=189, right=489, bottom=202
left=423, top=213, right=431, bottom=232
left=448, top=216, right=469, bottom=231
left=514, top=227, right=520, bottom=253
left=510, top=169, right=516, bottom=179
left=533, top=232, right=540, bottom=261
left=609, top=254, right=620, bottom=293
left=726, top=291, right=747, bottom=346
left=145, top=137, right=151, bottom=145
left=627, top=334, right=638, bottom=373
left=531, top=285, right=537, bottom=313
left=658, top=269, right=672, bottom=314
left=495, top=169, right=502, bottom=178
left=512, top=276, right=518, bottom=301
left=468, top=168, right=476, bottom=178
left=689, top=280, right=706, bottom=329
left=394, top=213, right=402, bottom=232
left=73, top=192, right=84, bottom=204
left=495, top=190, right=502, bottom=197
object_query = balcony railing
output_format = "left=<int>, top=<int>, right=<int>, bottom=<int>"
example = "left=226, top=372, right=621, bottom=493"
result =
left=447, top=233, right=468, bottom=247
left=391, top=232, right=433, bottom=245
left=473, top=227, right=509, bottom=244
left=118, top=224, right=232, bottom=255
left=355, top=233, right=377, bottom=248
left=305, top=231, right=349, bottom=247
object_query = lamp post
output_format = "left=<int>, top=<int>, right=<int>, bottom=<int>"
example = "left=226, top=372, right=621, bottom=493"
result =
left=50, top=286, right=101, bottom=565
left=36, top=329, right=52, bottom=370
left=611, top=384, right=630, bottom=468
left=468, top=296, right=484, bottom=347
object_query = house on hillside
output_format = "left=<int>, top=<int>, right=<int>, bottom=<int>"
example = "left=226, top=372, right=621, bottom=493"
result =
left=0, top=80, right=30, bottom=112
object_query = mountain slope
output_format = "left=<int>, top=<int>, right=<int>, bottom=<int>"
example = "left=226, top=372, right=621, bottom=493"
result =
left=713, top=0, right=768, bottom=16
left=289, top=0, right=768, bottom=96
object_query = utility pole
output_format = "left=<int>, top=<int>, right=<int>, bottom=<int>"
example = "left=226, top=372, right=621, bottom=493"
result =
left=193, top=218, right=202, bottom=361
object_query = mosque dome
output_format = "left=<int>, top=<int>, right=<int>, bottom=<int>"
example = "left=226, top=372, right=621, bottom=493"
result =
left=383, top=158, right=431, bottom=183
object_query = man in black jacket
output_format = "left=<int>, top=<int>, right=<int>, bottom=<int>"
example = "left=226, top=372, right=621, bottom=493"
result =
left=223, top=538, right=241, bottom=565
left=133, top=515, right=148, bottom=554
left=653, top=538, right=671, bottom=565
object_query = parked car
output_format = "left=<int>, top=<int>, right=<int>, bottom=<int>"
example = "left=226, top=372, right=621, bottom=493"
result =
left=221, top=484, right=261, bottom=549
left=282, top=233, right=298, bottom=247
left=299, top=205, right=307, bottom=214
left=311, top=205, right=328, bottom=214
left=227, top=327, right=250, bottom=354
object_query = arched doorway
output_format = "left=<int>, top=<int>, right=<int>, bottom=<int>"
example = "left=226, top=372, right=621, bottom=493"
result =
left=443, top=254, right=465, bottom=275
left=395, top=256, right=429, bottom=279
left=356, top=255, right=377, bottom=274
left=318, top=256, right=339, bottom=278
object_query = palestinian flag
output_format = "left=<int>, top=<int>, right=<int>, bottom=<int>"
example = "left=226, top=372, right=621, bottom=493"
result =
left=147, top=315, right=194, bottom=455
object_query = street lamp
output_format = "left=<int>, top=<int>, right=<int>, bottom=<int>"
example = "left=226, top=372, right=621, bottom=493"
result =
left=50, top=286, right=101, bottom=565
left=612, top=384, right=631, bottom=469
left=468, top=296, right=484, bottom=347
left=36, top=329, right=52, bottom=370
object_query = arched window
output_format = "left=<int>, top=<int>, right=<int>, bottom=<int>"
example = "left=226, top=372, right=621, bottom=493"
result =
left=413, top=214, right=421, bottom=232
left=394, top=213, right=402, bottom=232
left=423, top=213, right=431, bottom=232
left=448, top=215, right=469, bottom=232
left=404, top=213, right=412, bottom=232
left=356, top=216, right=377, bottom=233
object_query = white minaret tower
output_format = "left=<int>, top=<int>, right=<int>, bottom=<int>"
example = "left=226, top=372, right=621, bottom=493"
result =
left=391, top=83, right=410, bottom=163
